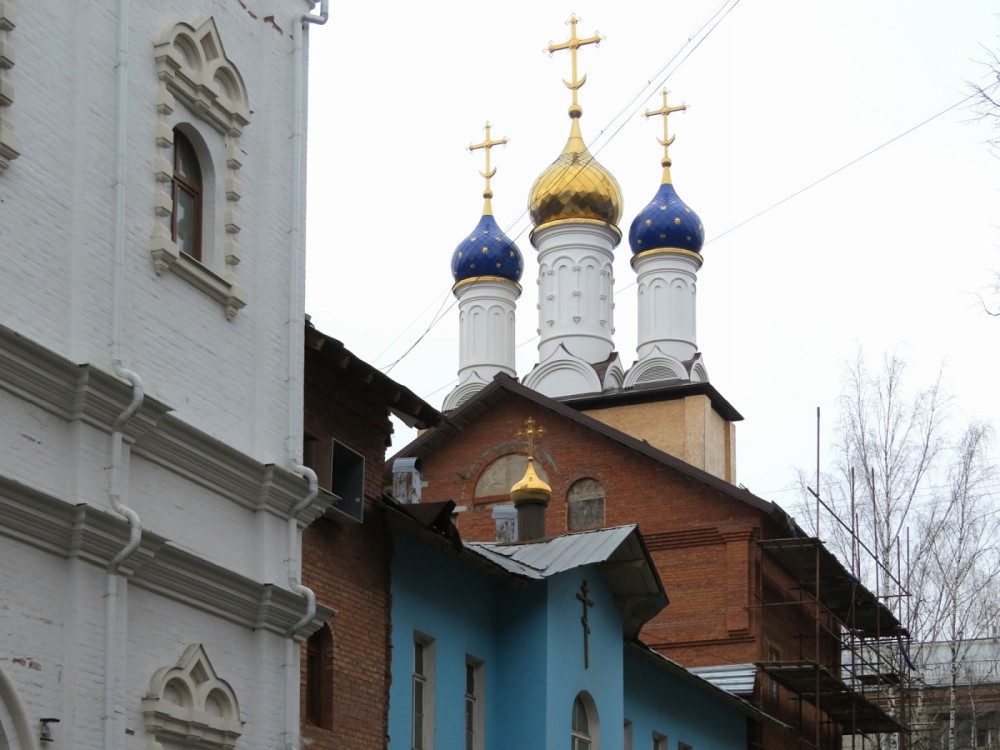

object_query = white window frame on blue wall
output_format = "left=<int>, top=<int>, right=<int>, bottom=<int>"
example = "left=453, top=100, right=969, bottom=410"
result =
left=652, top=731, right=667, bottom=750
left=413, top=634, right=435, bottom=750
left=572, top=692, right=599, bottom=750
left=465, top=656, right=484, bottom=750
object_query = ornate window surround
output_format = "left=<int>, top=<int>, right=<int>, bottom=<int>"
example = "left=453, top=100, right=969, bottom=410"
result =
left=150, top=17, right=249, bottom=319
left=142, top=644, right=243, bottom=749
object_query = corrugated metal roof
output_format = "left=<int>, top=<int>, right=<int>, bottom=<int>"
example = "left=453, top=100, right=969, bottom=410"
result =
left=465, top=525, right=667, bottom=638
left=466, top=525, right=638, bottom=579
left=687, top=663, right=758, bottom=695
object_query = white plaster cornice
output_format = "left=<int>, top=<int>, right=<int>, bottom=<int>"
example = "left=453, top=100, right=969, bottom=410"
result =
left=521, top=345, right=604, bottom=398
left=623, top=347, right=689, bottom=388
left=443, top=371, right=493, bottom=412
left=133, top=419, right=325, bottom=523
left=0, top=325, right=328, bottom=524
left=0, top=476, right=332, bottom=639
left=0, top=325, right=171, bottom=439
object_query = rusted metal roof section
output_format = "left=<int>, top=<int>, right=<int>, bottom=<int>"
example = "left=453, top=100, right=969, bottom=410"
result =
left=466, top=525, right=667, bottom=638
left=756, top=660, right=904, bottom=735
left=758, top=537, right=904, bottom=638
left=687, top=663, right=758, bottom=696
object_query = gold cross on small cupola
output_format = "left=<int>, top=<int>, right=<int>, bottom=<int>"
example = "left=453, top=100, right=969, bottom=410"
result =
left=468, top=121, right=508, bottom=215
left=516, top=416, right=545, bottom=458
left=644, top=88, right=687, bottom=184
left=546, top=14, right=602, bottom=118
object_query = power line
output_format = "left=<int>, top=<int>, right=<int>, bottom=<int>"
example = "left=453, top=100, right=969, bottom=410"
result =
left=380, top=33, right=998, bottom=386
left=377, top=2, right=739, bottom=374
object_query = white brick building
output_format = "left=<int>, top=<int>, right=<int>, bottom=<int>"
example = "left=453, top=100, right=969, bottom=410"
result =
left=0, top=1, right=330, bottom=748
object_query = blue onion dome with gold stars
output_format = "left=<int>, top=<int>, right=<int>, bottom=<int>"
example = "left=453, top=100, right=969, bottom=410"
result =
left=451, top=211, right=523, bottom=286
left=452, top=122, right=523, bottom=288
left=628, top=182, right=704, bottom=256
left=629, top=89, right=704, bottom=258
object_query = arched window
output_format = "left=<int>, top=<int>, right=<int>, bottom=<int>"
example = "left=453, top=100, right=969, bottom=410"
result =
left=171, top=128, right=203, bottom=261
left=475, top=453, right=549, bottom=498
left=567, top=478, right=605, bottom=531
left=305, top=626, right=334, bottom=729
left=572, top=693, right=598, bottom=750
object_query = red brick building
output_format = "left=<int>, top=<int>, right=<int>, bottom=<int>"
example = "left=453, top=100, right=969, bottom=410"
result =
left=386, top=375, right=904, bottom=750
left=300, top=321, right=442, bottom=750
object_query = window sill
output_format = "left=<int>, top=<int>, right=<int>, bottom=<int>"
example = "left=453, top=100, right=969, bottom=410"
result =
left=151, top=231, right=247, bottom=319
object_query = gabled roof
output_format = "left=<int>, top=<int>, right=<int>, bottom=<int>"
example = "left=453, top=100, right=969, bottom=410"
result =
left=466, top=524, right=649, bottom=580
left=387, top=373, right=795, bottom=528
left=305, top=319, right=442, bottom=430
left=384, top=497, right=666, bottom=638
left=466, top=524, right=667, bottom=638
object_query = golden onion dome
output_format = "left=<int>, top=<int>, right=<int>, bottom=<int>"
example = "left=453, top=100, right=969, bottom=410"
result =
left=528, top=116, right=623, bottom=230
left=510, top=456, right=552, bottom=506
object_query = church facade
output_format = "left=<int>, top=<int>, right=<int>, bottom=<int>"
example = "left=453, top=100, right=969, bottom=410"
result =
left=384, top=470, right=778, bottom=750
left=0, top=2, right=331, bottom=748
left=391, top=15, right=907, bottom=750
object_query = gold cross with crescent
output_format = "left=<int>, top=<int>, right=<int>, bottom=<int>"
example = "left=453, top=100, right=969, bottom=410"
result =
left=546, top=14, right=602, bottom=116
left=645, top=88, right=688, bottom=173
left=516, top=417, right=545, bottom=458
left=468, top=121, right=508, bottom=208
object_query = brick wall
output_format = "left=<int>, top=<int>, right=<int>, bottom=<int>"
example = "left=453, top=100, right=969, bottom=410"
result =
left=409, top=390, right=846, bottom=749
left=301, top=351, right=398, bottom=750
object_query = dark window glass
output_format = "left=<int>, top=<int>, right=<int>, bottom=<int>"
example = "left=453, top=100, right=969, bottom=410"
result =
left=171, top=129, right=203, bottom=261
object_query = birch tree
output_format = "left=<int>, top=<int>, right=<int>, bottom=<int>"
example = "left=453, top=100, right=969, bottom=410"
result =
left=798, top=352, right=999, bottom=748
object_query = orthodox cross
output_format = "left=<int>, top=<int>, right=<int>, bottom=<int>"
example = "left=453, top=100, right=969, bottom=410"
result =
left=516, top=416, right=544, bottom=458
left=468, top=122, right=508, bottom=206
left=546, top=14, right=602, bottom=113
left=644, top=88, right=688, bottom=171
left=576, top=580, right=594, bottom=668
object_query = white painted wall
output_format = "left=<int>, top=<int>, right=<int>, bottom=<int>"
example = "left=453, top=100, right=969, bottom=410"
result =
left=0, top=0, right=310, bottom=462
left=0, top=2, right=325, bottom=749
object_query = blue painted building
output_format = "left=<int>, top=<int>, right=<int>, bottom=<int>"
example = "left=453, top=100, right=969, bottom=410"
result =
left=385, top=500, right=779, bottom=750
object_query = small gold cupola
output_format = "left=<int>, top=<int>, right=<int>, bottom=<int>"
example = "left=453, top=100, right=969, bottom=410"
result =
left=510, top=417, right=550, bottom=541
left=528, top=15, right=623, bottom=233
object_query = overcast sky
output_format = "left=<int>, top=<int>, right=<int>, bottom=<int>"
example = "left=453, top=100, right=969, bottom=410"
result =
left=304, top=1, right=1000, bottom=509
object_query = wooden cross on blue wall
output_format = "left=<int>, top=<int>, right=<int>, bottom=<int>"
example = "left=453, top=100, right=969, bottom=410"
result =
left=577, top=580, right=594, bottom=668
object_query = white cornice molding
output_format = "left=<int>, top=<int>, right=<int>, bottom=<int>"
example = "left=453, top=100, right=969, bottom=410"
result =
left=623, top=347, right=689, bottom=388
left=0, top=325, right=172, bottom=440
left=522, top=345, right=603, bottom=398
left=601, top=356, right=625, bottom=391
left=0, top=325, right=329, bottom=524
left=133, top=418, right=325, bottom=523
left=443, top=372, right=492, bottom=412
left=0, top=476, right=333, bottom=639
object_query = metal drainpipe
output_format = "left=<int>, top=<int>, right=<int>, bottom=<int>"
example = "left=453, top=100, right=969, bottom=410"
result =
left=285, top=8, right=329, bottom=748
left=104, top=0, right=145, bottom=749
